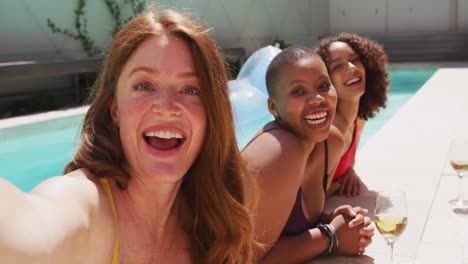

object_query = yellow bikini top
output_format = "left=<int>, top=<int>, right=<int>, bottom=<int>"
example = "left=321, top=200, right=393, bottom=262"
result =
left=100, top=177, right=119, bottom=264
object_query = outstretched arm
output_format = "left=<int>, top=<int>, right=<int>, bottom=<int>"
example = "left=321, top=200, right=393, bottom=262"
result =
left=0, top=172, right=104, bottom=263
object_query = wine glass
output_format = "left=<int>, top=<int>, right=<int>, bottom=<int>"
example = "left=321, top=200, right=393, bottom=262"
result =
left=374, top=191, right=408, bottom=264
left=448, top=137, right=468, bottom=206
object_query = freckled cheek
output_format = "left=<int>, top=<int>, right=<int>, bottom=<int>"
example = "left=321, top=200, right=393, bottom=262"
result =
left=116, top=97, right=149, bottom=145
left=184, top=101, right=207, bottom=134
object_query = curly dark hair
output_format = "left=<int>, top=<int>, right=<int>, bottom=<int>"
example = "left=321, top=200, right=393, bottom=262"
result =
left=317, top=33, right=389, bottom=120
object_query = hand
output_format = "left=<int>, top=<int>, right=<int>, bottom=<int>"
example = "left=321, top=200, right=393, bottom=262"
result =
left=357, top=216, right=374, bottom=254
left=327, top=181, right=341, bottom=197
left=330, top=214, right=374, bottom=256
left=330, top=205, right=368, bottom=222
left=337, top=167, right=362, bottom=197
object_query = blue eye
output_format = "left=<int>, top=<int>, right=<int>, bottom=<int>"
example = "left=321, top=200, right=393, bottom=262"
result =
left=134, top=81, right=153, bottom=91
left=183, top=86, right=200, bottom=95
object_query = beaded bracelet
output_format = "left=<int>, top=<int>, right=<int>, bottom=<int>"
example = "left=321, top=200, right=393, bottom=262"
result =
left=317, top=223, right=339, bottom=255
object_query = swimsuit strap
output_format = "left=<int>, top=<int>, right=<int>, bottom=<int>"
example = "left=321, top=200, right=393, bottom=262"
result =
left=100, top=177, right=119, bottom=264
left=323, top=140, right=329, bottom=193
left=242, top=121, right=281, bottom=149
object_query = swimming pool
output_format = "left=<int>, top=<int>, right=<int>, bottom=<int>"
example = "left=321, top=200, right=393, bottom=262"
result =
left=0, top=109, right=85, bottom=192
left=0, top=67, right=436, bottom=192
left=359, top=67, right=436, bottom=148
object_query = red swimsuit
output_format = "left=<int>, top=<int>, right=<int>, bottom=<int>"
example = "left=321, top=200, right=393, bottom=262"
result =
left=333, top=118, right=358, bottom=180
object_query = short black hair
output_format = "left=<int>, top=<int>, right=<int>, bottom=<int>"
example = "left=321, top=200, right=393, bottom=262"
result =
left=266, top=46, right=317, bottom=98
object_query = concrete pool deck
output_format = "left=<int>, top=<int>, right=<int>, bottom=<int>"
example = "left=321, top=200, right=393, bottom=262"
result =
left=313, top=63, right=468, bottom=263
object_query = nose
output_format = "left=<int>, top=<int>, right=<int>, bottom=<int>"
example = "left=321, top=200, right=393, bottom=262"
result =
left=152, top=89, right=181, bottom=117
left=347, top=61, right=357, bottom=71
left=306, top=91, right=325, bottom=105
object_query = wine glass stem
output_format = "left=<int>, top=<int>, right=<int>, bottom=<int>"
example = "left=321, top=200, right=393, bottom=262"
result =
left=457, top=172, right=463, bottom=204
left=388, top=242, right=394, bottom=264
left=457, top=172, right=464, bottom=203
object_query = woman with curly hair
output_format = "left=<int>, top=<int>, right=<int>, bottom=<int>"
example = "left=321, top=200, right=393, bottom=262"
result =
left=244, top=46, right=374, bottom=262
left=317, top=33, right=390, bottom=197
left=0, top=9, right=256, bottom=263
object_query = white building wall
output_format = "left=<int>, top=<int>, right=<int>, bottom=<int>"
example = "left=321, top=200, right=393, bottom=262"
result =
left=330, top=0, right=457, bottom=33
left=330, top=0, right=386, bottom=34
left=0, top=0, right=467, bottom=62
left=0, top=0, right=330, bottom=62
left=459, top=0, right=468, bottom=31
left=388, top=0, right=450, bottom=32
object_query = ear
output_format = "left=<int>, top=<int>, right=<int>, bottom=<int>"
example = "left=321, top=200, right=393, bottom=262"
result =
left=267, top=98, right=278, bottom=119
left=109, top=97, right=120, bottom=127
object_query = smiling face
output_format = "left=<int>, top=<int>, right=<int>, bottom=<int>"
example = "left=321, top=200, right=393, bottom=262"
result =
left=268, top=54, right=337, bottom=143
left=327, top=41, right=366, bottom=101
left=110, top=34, right=206, bottom=184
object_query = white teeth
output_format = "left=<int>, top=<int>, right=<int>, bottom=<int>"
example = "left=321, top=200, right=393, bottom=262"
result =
left=304, top=111, right=327, bottom=125
left=145, top=131, right=183, bottom=139
left=346, top=77, right=360, bottom=86
left=306, top=119, right=326, bottom=125
left=305, top=111, right=327, bottom=121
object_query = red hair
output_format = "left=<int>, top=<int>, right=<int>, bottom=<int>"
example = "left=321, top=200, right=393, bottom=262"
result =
left=65, top=9, right=257, bottom=263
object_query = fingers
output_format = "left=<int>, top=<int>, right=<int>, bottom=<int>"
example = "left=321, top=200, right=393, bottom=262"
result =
left=359, top=224, right=375, bottom=237
left=348, top=213, right=364, bottom=228
left=352, top=176, right=360, bottom=196
left=358, top=246, right=365, bottom=255
left=339, top=173, right=351, bottom=196
left=359, top=236, right=372, bottom=247
left=352, top=206, right=368, bottom=216
left=345, top=176, right=354, bottom=197
left=327, top=181, right=341, bottom=197
left=338, top=205, right=357, bottom=218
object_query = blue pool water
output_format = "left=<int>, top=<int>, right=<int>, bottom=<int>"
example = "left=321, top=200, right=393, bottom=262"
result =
left=359, top=69, right=436, bottom=148
left=0, top=115, right=83, bottom=192
left=0, top=68, right=435, bottom=192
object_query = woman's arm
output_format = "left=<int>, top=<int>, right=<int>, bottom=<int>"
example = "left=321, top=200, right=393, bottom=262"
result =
left=261, top=213, right=371, bottom=263
left=337, top=118, right=367, bottom=196
left=0, top=173, right=101, bottom=263
left=260, top=227, right=328, bottom=263
left=243, top=129, right=311, bottom=261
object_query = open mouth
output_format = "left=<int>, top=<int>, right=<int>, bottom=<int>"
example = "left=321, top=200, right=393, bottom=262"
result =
left=345, top=77, right=361, bottom=86
left=144, top=131, right=184, bottom=150
left=304, top=111, right=328, bottom=125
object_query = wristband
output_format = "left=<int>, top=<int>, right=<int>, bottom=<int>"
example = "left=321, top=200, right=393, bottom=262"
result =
left=317, top=223, right=338, bottom=255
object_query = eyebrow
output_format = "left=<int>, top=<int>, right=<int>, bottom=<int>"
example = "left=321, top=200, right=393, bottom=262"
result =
left=287, top=74, right=330, bottom=86
left=319, top=74, right=331, bottom=81
left=329, top=52, right=359, bottom=65
left=128, top=66, right=156, bottom=77
left=128, top=66, right=198, bottom=78
left=287, top=79, right=305, bottom=87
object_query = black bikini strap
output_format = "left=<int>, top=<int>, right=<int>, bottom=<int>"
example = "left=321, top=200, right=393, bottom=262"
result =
left=323, top=140, right=329, bottom=192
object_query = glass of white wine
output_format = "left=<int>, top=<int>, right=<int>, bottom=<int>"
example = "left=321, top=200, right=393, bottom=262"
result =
left=374, top=191, right=408, bottom=264
left=448, top=137, right=468, bottom=206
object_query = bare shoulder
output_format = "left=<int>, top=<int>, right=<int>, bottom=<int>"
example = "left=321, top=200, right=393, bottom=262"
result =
left=243, top=128, right=307, bottom=173
left=356, top=118, right=367, bottom=135
left=243, top=128, right=309, bottom=190
left=33, top=169, right=98, bottom=197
